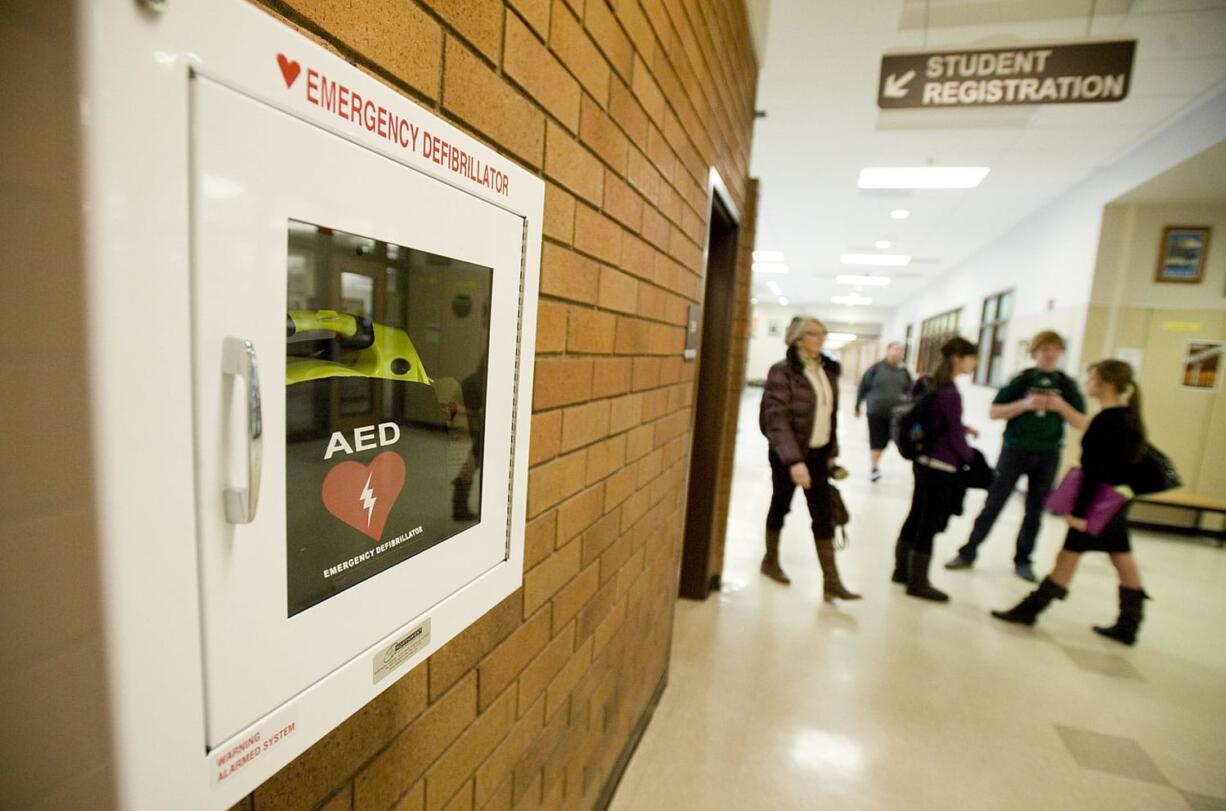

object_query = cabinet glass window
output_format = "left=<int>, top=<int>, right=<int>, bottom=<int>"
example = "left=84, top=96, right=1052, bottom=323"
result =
left=976, top=290, right=1012, bottom=387
left=917, top=308, right=962, bottom=375
left=285, top=220, right=492, bottom=617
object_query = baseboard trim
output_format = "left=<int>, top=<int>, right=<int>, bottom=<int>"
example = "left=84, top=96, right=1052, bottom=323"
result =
left=594, top=669, right=669, bottom=810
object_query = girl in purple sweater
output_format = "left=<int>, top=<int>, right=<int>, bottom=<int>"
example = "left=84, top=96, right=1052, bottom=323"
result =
left=891, top=337, right=980, bottom=602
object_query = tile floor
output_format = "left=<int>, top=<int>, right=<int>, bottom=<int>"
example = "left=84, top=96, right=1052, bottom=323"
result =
left=609, top=388, right=1226, bottom=810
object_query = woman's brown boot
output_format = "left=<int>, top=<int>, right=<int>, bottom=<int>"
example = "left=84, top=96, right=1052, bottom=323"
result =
left=816, top=538, right=861, bottom=601
left=761, top=529, right=791, bottom=584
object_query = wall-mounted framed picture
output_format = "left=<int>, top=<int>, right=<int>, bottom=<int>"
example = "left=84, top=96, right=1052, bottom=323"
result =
left=1182, top=340, right=1221, bottom=390
left=1155, top=226, right=1211, bottom=283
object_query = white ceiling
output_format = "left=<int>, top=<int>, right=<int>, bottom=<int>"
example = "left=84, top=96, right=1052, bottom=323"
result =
left=748, top=0, right=1226, bottom=317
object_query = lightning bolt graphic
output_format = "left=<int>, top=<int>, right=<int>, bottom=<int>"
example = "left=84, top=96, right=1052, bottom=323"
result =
left=359, top=472, right=377, bottom=527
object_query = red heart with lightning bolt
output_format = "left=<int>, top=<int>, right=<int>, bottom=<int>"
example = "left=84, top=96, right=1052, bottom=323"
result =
left=276, top=53, right=301, bottom=88
left=321, top=451, right=406, bottom=541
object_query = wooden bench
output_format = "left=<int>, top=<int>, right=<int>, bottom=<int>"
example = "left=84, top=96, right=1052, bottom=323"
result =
left=1129, top=491, right=1226, bottom=546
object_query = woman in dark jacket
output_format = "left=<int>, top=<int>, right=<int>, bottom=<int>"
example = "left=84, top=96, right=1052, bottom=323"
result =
left=891, top=337, right=980, bottom=602
left=992, top=359, right=1150, bottom=645
left=759, top=316, right=860, bottom=601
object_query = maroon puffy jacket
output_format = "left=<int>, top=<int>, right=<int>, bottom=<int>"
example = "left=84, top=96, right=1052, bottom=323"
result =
left=759, top=346, right=841, bottom=465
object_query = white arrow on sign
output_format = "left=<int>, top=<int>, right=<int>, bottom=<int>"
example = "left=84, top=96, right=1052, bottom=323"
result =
left=883, top=69, right=916, bottom=98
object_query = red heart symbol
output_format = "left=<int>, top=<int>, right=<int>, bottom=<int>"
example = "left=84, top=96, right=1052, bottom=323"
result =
left=321, top=451, right=406, bottom=541
left=276, top=53, right=301, bottom=88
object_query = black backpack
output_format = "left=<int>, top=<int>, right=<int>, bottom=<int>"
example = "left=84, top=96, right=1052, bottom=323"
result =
left=891, top=381, right=936, bottom=461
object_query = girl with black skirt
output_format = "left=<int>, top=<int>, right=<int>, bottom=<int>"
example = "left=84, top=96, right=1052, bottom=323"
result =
left=992, top=359, right=1150, bottom=645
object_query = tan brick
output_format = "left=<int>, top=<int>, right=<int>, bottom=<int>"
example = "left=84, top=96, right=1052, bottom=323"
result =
left=646, top=123, right=677, bottom=183
left=576, top=576, right=618, bottom=644
left=504, top=12, right=581, bottom=132
left=636, top=448, right=663, bottom=488
left=523, top=539, right=582, bottom=615
left=429, top=591, right=523, bottom=701
left=425, top=686, right=515, bottom=811
left=573, top=204, right=623, bottom=266
left=318, top=788, right=352, bottom=811
left=508, top=0, right=550, bottom=38
left=527, top=450, right=586, bottom=516
left=535, top=299, right=567, bottom=354
left=630, top=54, right=665, bottom=123
left=585, top=434, right=626, bottom=486
left=556, top=484, right=605, bottom=544
left=657, top=181, right=684, bottom=227
left=613, top=316, right=649, bottom=355
left=637, top=283, right=666, bottom=321
left=436, top=0, right=503, bottom=63
left=608, top=393, right=643, bottom=434
left=641, top=388, right=668, bottom=422
left=626, top=147, right=662, bottom=206
left=440, top=780, right=473, bottom=811
left=603, top=465, right=637, bottom=512
left=659, top=356, right=684, bottom=386
left=580, top=511, right=620, bottom=566
left=625, top=424, right=653, bottom=461
left=517, top=622, right=575, bottom=715
left=632, top=357, right=661, bottom=391
left=620, top=233, right=655, bottom=281
left=583, top=0, right=633, bottom=79
left=560, top=399, right=611, bottom=452
left=579, top=95, right=629, bottom=172
left=608, top=76, right=648, bottom=148
left=287, top=0, right=442, bottom=101
left=543, top=121, right=603, bottom=206
left=254, top=665, right=428, bottom=810
left=552, top=563, right=599, bottom=632
left=542, top=182, right=575, bottom=244
left=532, top=356, right=593, bottom=410
left=545, top=636, right=593, bottom=719
left=620, top=486, right=651, bottom=532
left=529, top=409, right=562, bottom=466
left=539, top=242, right=599, bottom=305
left=641, top=204, right=670, bottom=250
left=593, top=597, right=627, bottom=657
left=602, top=171, right=643, bottom=230
left=511, top=699, right=568, bottom=803
left=565, top=306, right=617, bottom=354
left=442, top=38, right=544, bottom=168
left=596, top=266, right=638, bottom=315
left=525, top=511, right=557, bottom=571
left=549, top=0, right=610, bottom=102
left=353, top=674, right=478, bottom=811
left=391, top=781, right=425, bottom=811
left=475, top=694, right=544, bottom=807
left=590, top=357, right=631, bottom=398
left=478, top=608, right=551, bottom=709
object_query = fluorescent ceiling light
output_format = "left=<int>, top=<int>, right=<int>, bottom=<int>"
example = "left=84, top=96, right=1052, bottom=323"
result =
left=752, top=262, right=789, bottom=274
left=890, top=209, right=910, bottom=220
left=827, top=332, right=857, bottom=342
left=836, top=274, right=891, bottom=286
left=750, top=297, right=758, bottom=304
left=859, top=167, right=990, bottom=189
left=875, top=240, right=891, bottom=249
left=840, top=253, right=910, bottom=266
left=778, top=297, right=789, bottom=306
left=832, top=294, right=872, bottom=306
left=766, top=280, right=783, bottom=295
left=753, top=250, right=785, bottom=262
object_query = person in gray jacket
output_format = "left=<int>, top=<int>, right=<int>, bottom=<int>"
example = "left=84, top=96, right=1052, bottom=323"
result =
left=854, top=341, right=912, bottom=482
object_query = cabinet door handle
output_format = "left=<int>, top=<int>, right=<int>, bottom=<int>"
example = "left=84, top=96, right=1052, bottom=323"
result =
left=222, top=337, right=263, bottom=524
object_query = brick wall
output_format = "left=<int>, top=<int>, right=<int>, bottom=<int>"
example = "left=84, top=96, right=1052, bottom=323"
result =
left=239, top=1, right=758, bottom=809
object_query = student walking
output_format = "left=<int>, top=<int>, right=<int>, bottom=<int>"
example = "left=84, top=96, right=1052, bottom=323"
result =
left=946, top=331, right=1085, bottom=582
left=891, top=337, right=980, bottom=602
left=991, top=360, right=1150, bottom=645
left=854, top=341, right=913, bottom=482
left=759, top=316, right=861, bottom=601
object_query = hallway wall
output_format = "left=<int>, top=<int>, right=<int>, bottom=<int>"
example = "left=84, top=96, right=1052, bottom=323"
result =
left=239, top=1, right=759, bottom=810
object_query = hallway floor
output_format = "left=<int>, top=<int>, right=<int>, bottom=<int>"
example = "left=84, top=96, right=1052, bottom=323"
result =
left=609, top=387, right=1226, bottom=811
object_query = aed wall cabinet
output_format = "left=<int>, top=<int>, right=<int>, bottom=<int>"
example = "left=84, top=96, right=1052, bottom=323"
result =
left=76, top=2, right=540, bottom=808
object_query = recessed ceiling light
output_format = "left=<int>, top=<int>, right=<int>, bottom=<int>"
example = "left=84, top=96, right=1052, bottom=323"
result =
left=875, top=239, right=891, bottom=249
left=890, top=209, right=910, bottom=220
left=832, top=294, right=872, bottom=306
left=859, top=167, right=990, bottom=189
left=778, top=297, right=789, bottom=306
left=752, top=262, right=789, bottom=274
left=840, top=253, right=910, bottom=266
left=836, top=274, right=891, bottom=286
left=753, top=250, right=785, bottom=262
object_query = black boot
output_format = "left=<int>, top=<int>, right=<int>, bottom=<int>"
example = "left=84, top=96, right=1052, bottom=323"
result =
left=1093, top=586, right=1148, bottom=646
left=991, top=577, right=1067, bottom=626
left=761, top=529, right=791, bottom=585
left=905, top=551, right=948, bottom=602
left=891, top=537, right=908, bottom=584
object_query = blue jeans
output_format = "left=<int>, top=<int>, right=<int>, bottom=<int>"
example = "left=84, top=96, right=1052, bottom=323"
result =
left=957, top=448, right=1060, bottom=566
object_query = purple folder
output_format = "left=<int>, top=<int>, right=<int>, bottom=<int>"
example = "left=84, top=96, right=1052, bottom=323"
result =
left=1045, top=468, right=1128, bottom=537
